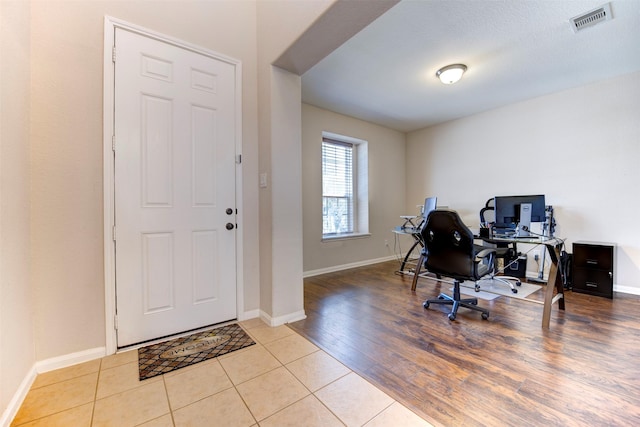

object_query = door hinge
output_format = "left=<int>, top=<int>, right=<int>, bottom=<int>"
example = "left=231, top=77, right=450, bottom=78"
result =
left=112, top=46, right=116, bottom=63
left=112, top=225, right=116, bottom=241
left=112, top=135, right=116, bottom=151
left=236, top=154, right=242, bottom=164
left=114, top=315, right=118, bottom=330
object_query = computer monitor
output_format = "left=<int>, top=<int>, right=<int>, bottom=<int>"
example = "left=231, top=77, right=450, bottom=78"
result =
left=422, top=196, right=437, bottom=217
left=493, top=194, right=546, bottom=235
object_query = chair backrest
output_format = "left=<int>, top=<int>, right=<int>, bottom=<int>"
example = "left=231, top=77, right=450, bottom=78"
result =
left=480, top=206, right=494, bottom=224
left=479, top=197, right=494, bottom=225
left=421, top=209, right=479, bottom=281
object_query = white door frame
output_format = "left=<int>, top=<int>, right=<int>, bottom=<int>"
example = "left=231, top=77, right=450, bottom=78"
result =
left=103, top=16, right=243, bottom=354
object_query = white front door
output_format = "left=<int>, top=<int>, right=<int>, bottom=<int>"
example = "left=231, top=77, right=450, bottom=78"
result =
left=113, top=28, right=238, bottom=347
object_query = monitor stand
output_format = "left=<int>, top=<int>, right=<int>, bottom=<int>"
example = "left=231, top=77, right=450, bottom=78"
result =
left=517, top=203, right=532, bottom=237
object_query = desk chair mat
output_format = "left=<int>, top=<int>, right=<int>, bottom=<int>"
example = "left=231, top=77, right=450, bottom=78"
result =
left=459, top=280, right=542, bottom=301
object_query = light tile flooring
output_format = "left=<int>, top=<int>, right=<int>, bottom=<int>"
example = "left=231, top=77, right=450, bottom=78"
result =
left=12, top=319, right=432, bottom=427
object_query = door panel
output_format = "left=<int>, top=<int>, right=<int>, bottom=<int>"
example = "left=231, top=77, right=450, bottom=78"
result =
left=114, top=28, right=237, bottom=347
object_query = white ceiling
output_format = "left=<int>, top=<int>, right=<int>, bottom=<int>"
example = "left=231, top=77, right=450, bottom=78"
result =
left=301, top=0, right=640, bottom=132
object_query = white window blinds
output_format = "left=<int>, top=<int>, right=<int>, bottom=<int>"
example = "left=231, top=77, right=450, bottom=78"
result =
left=322, top=138, right=354, bottom=235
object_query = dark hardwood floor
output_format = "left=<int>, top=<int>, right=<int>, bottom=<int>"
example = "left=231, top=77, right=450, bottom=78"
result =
left=288, top=260, right=640, bottom=427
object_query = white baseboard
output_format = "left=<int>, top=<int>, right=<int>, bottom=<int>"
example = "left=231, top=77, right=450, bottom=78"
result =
left=304, top=257, right=640, bottom=297
left=613, top=284, right=640, bottom=295
left=1, top=365, right=36, bottom=427
left=259, top=309, right=306, bottom=326
left=303, top=255, right=397, bottom=278
left=1, top=347, right=105, bottom=427
left=238, top=309, right=260, bottom=321
left=35, top=347, right=106, bottom=374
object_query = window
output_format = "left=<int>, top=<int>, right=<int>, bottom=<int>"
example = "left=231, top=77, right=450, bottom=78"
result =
left=321, top=133, right=369, bottom=239
left=322, top=139, right=353, bottom=234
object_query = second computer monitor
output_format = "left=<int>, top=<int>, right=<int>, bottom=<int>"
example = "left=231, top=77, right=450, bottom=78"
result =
left=494, top=194, right=546, bottom=234
left=423, top=196, right=437, bottom=218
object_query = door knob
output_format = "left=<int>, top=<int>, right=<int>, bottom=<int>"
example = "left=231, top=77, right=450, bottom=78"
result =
left=226, top=223, right=235, bottom=230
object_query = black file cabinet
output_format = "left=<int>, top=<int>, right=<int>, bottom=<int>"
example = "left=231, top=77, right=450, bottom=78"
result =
left=572, top=241, right=615, bottom=299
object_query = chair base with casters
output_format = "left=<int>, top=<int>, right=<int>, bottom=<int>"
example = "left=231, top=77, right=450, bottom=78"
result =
left=475, top=273, right=521, bottom=294
left=424, top=279, right=490, bottom=321
left=473, top=245, right=521, bottom=293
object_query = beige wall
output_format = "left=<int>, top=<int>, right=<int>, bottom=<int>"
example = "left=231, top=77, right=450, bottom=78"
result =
left=1, top=0, right=34, bottom=415
left=29, top=0, right=259, bottom=360
left=406, top=71, right=640, bottom=291
left=256, top=0, right=334, bottom=322
left=301, top=104, right=408, bottom=273
left=2, top=0, right=341, bottom=416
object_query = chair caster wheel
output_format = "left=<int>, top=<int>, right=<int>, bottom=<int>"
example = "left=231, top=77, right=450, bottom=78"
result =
left=475, top=285, right=480, bottom=292
left=516, top=281, right=522, bottom=286
left=511, top=288, right=518, bottom=294
left=481, top=313, right=489, bottom=320
left=423, top=301, right=430, bottom=309
left=448, top=313, right=456, bottom=321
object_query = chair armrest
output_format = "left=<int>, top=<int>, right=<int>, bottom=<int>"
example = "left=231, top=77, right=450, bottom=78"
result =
left=475, top=248, right=496, bottom=263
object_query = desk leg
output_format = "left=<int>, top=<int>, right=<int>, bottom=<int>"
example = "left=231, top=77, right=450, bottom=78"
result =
left=542, top=243, right=565, bottom=328
left=400, top=238, right=422, bottom=273
left=411, top=253, right=425, bottom=292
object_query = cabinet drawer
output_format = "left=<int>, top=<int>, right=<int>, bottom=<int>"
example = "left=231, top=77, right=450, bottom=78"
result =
left=573, top=244, right=613, bottom=270
left=573, top=267, right=613, bottom=298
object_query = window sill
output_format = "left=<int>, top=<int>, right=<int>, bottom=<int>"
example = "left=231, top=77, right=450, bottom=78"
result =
left=322, top=233, right=371, bottom=242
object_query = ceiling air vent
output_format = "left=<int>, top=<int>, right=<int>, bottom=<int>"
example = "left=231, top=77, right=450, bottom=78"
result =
left=570, top=3, right=613, bottom=33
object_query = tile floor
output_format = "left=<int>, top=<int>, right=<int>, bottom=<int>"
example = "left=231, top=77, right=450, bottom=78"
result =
left=11, top=319, right=432, bottom=426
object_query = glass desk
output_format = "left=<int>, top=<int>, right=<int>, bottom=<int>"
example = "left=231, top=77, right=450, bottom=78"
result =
left=398, top=224, right=566, bottom=328
left=480, top=235, right=566, bottom=328
left=392, top=226, right=423, bottom=274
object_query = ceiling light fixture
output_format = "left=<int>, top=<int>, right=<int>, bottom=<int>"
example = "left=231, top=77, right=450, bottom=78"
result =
left=436, top=64, right=467, bottom=84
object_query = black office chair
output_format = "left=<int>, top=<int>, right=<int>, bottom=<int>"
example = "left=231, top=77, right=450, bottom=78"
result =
left=420, top=209, right=493, bottom=321
left=477, top=201, right=521, bottom=293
